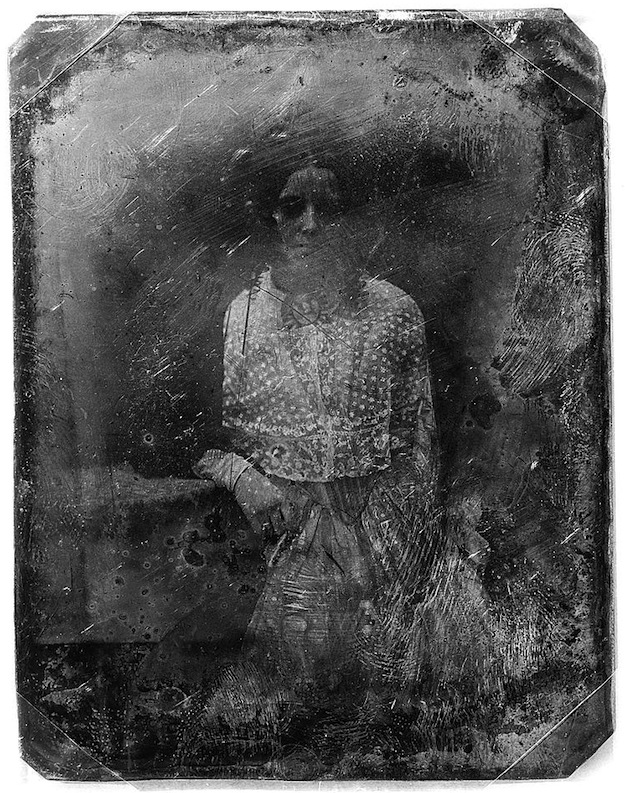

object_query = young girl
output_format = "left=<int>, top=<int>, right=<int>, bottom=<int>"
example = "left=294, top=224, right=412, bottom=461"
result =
left=189, top=165, right=487, bottom=765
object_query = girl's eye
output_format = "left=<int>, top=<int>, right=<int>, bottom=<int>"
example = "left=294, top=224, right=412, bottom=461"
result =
left=278, top=197, right=306, bottom=219
left=277, top=196, right=341, bottom=220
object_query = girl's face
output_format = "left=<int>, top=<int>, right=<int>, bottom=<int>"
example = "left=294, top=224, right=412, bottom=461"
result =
left=272, top=166, right=354, bottom=288
left=273, top=166, right=341, bottom=252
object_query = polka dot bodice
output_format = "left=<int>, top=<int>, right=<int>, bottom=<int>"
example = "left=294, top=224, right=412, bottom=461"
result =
left=222, top=269, right=433, bottom=481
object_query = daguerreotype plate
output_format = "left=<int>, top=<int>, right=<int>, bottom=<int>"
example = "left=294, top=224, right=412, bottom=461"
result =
left=12, top=9, right=611, bottom=782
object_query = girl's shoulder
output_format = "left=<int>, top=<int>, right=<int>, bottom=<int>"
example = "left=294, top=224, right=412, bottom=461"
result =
left=364, top=276, right=423, bottom=323
left=225, top=270, right=278, bottom=326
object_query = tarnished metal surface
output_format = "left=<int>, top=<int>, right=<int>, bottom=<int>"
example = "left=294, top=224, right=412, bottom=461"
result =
left=12, top=9, right=610, bottom=782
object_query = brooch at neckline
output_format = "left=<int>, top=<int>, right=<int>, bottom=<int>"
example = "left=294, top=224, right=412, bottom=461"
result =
left=280, top=289, right=342, bottom=328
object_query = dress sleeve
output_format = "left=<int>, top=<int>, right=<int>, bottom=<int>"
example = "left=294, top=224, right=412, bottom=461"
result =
left=389, top=299, right=437, bottom=474
left=358, top=298, right=438, bottom=590
left=216, top=293, right=252, bottom=454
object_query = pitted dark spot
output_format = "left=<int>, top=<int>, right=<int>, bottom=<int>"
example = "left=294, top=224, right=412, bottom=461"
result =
left=468, top=393, right=502, bottom=429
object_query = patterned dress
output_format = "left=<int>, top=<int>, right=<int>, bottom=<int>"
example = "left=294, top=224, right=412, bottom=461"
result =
left=183, top=269, right=497, bottom=766
left=221, top=270, right=437, bottom=689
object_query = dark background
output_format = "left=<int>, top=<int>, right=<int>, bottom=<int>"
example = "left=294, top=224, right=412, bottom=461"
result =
left=13, top=11, right=610, bottom=779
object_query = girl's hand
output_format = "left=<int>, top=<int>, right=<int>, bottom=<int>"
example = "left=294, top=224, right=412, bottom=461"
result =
left=194, top=450, right=287, bottom=537
left=232, top=466, right=287, bottom=537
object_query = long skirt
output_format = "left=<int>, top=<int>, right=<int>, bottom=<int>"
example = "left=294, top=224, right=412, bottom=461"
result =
left=190, top=465, right=496, bottom=762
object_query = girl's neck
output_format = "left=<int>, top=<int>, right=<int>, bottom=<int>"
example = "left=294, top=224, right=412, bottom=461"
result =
left=270, top=264, right=347, bottom=295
